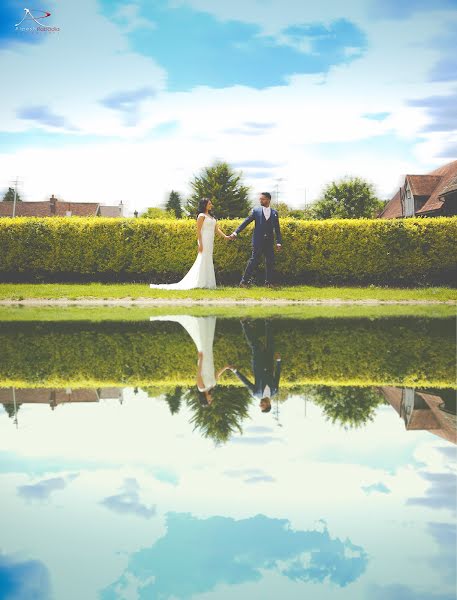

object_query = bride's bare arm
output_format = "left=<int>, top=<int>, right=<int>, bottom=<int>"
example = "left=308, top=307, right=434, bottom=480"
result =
left=196, top=214, right=205, bottom=252
left=216, top=224, right=230, bottom=239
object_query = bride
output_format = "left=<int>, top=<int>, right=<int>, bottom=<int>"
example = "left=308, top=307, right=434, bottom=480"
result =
left=150, top=198, right=230, bottom=290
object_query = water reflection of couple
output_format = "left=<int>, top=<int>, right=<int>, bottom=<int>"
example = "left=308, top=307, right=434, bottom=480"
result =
left=150, top=316, right=281, bottom=412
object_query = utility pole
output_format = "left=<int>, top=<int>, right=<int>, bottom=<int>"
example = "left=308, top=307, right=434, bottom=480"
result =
left=275, top=178, right=283, bottom=209
left=12, top=176, right=18, bottom=217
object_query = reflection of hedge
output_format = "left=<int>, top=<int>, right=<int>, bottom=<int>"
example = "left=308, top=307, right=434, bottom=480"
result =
left=1, top=216, right=456, bottom=284
left=0, top=317, right=454, bottom=388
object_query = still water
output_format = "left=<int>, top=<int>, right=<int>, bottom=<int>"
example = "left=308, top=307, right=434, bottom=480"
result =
left=0, top=309, right=456, bottom=600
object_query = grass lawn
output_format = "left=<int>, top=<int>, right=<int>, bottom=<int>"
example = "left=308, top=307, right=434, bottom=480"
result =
left=0, top=283, right=456, bottom=302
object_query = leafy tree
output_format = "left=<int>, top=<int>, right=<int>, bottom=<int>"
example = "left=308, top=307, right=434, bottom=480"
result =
left=141, top=207, right=175, bottom=219
left=310, top=386, right=385, bottom=429
left=2, top=187, right=22, bottom=202
left=186, top=161, right=251, bottom=218
left=185, top=386, right=251, bottom=444
left=276, top=201, right=292, bottom=217
left=312, top=177, right=383, bottom=219
left=166, top=190, right=183, bottom=219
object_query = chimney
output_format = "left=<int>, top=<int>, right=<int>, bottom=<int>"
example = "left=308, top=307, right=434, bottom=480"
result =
left=50, top=194, right=57, bottom=215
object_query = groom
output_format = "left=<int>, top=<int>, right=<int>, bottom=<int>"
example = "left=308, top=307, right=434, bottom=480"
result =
left=230, top=192, right=282, bottom=287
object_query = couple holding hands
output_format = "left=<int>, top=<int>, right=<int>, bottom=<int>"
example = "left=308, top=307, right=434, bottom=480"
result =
left=150, top=192, right=282, bottom=290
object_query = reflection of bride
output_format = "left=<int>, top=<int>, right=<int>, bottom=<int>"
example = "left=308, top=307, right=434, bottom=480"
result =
left=149, top=315, right=231, bottom=404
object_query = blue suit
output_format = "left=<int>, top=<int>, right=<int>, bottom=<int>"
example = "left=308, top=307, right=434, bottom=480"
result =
left=235, top=206, right=282, bottom=284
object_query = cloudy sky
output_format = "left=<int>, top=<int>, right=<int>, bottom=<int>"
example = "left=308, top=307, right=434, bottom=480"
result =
left=0, top=0, right=456, bottom=213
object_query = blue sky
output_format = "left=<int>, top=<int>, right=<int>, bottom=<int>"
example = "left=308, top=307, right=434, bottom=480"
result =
left=0, top=0, right=456, bottom=211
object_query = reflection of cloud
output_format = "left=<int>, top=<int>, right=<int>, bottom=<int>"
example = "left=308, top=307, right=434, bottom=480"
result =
left=0, top=554, right=51, bottom=599
left=245, top=475, right=275, bottom=484
left=244, top=426, right=275, bottom=434
left=368, top=583, right=455, bottom=600
left=361, top=482, right=391, bottom=495
left=101, top=478, right=156, bottom=519
left=17, top=473, right=78, bottom=501
left=428, top=522, right=456, bottom=586
left=436, top=446, right=457, bottom=462
left=224, top=468, right=275, bottom=484
left=407, top=472, right=457, bottom=514
left=102, top=512, right=368, bottom=599
left=224, top=122, right=276, bottom=136
left=230, top=436, right=281, bottom=445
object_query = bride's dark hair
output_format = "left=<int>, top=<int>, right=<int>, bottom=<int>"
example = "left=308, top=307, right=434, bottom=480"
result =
left=197, top=198, right=215, bottom=219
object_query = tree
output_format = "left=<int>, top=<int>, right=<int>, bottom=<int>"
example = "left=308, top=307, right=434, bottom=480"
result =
left=141, top=207, right=175, bottom=219
left=310, top=386, right=385, bottom=429
left=166, top=190, right=183, bottom=219
left=2, top=187, right=22, bottom=202
left=185, top=386, right=251, bottom=444
left=186, top=161, right=251, bottom=218
left=312, top=177, right=383, bottom=219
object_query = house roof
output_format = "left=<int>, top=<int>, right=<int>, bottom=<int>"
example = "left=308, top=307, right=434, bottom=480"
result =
left=0, top=201, right=52, bottom=217
left=416, top=160, right=457, bottom=214
left=379, top=159, right=457, bottom=218
left=440, top=174, right=457, bottom=196
left=0, top=198, right=100, bottom=217
left=406, top=175, right=442, bottom=197
left=378, top=189, right=402, bottom=219
left=54, top=201, right=99, bottom=216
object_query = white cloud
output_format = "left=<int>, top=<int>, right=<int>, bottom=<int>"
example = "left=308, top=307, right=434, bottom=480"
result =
left=0, top=0, right=456, bottom=208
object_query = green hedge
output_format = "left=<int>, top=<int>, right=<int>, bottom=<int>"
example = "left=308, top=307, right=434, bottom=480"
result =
left=0, top=216, right=456, bottom=284
left=0, top=317, right=454, bottom=388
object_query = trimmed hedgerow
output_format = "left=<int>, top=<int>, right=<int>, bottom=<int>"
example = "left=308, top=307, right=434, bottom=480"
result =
left=0, top=216, right=456, bottom=284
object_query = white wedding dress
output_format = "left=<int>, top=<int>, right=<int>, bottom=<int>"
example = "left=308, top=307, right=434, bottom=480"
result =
left=150, top=315, right=217, bottom=391
left=150, top=213, right=217, bottom=290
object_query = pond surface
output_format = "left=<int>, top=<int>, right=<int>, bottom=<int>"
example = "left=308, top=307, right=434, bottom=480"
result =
left=0, top=310, right=456, bottom=600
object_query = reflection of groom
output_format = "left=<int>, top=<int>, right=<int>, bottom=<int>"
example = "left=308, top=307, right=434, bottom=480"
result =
left=230, top=192, right=282, bottom=287
left=231, top=320, right=281, bottom=413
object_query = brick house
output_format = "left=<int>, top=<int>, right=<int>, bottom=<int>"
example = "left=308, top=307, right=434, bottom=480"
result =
left=0, top=194, right=123, bottom=217
left=379, top=160, right=457, bottom=218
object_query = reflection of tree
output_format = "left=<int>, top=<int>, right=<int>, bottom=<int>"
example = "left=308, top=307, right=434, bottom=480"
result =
left=1, top=403, right=19, bottom=419
left=310, top=386, right=384, bottom=429
left=164, top=386, right=184, bottom=415
left=185, top=386, right=251, bottom=444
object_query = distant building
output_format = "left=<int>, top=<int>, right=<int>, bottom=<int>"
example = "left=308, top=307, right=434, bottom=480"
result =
left=379, top=160, right=457, bottom=218
left=0, top=387, right=124, bottom=424
left=0, top=194, right=123, bottom=218
left=380, top=386, right=456, bottom=444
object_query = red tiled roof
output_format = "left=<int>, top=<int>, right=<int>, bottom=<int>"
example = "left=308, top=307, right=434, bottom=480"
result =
left=379, top=160, right=457, bottom=218
left=0, top=201, right=52, bottom=217
left=440, top=174, right=457, bottom=196
left=54, top=201, right=99, bottom=216
left=406, top=175, right=441, bottom=197
left=0, top=198, right=99, bottom=217
left=416, top=160, right=457, bottom=214
left=378, top=189, right=402, bottom=219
